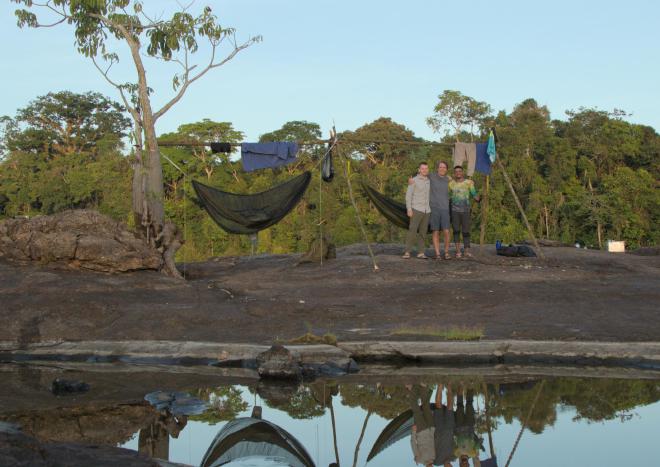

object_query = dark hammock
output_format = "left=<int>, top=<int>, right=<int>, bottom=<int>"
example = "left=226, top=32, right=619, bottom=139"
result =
left=362, top=182, right=434, bottom=233
left=192, top=171, right=311, bottom=235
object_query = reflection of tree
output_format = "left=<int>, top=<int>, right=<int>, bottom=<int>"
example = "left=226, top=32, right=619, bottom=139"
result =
left=191, top=387, right=248, bottom=425
left=258, top=383, right=326, bottom=420
left=487, top=381, right=558, bottom=434
left=558, top=379, right=660, bottom=423
left=486, top=378, right=660, bottom=434
left=340, top=384, right=410, bottom=419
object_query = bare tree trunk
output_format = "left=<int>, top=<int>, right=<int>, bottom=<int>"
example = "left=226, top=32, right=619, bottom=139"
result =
left=587, top=177, right=603, bottom=249
left=126, top=36, right=180, bottom=276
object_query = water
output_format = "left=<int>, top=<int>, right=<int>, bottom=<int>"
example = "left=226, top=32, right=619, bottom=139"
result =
left=1, top=366, right=659, bottom=467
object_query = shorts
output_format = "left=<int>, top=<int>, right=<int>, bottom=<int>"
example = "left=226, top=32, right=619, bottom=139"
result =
left=429, top=208, right=451, bottom=231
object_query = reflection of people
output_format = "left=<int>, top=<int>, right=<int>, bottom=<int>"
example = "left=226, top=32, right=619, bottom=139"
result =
left=454, top=387, right=482, bottom=467
left=433, top=383, right=456, bottom=467
left=403, top=162, right=431, bottom=259
left=407, top=384, right=435, bottom=466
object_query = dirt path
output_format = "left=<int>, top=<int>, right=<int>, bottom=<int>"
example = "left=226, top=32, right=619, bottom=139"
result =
left=1, top=244, right=659, bottom=344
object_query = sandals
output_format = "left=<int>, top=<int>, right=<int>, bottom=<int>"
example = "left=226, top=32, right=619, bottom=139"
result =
left=444, top=252, right=451, bottom=260
left=402, top=252, right=411, bottom=259
left=455, top=251, right=462, bottom=259
left=464, top=250, right=473, bottom=258
left=416, top=253, right=428, bottom=259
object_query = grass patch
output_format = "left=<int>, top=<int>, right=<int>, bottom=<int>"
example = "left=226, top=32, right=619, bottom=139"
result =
left=280, top=332, right=338, bottom=346
left=391, top=325, right=484, bottom=341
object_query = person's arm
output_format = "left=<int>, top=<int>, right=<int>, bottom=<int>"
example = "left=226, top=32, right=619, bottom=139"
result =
left=405, top=183, right=414, bottom=216
left=470, top=181, right=481, bottom=202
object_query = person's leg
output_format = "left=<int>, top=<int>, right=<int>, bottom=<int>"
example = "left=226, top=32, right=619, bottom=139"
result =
left=443, top=229, right=451, bottom=255
left=417, top=212, right=430, bottom=254
left=409, top=386, right=431, bottom=430
left=435, top=384, right=444, bottom=406
left=446, top=383, right=453, bottom=411
left=462, top=210, right=471, bottom=251
left=405, top=210, right=423, bottom=254
left=432, top=230, right=440, bottom=257
left=452, top=211, right=463, bottom=255
left=420, top=385, right=433, bottom=427
left=455, top=389, right=466, bottom=426
left=440, top=210, right=451, bottom=257
left=465, top=389, right=475, bottom=426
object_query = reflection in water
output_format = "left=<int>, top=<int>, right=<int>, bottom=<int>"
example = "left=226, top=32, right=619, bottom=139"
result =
left=137, top=412, right=188, bottom=461
left=2, top=373, right=659, bottom=466
left=201, top=406, right=315, bottom=467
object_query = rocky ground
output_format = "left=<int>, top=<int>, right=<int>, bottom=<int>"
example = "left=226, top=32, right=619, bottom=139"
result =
left=1, top=241, right=659, bottom=345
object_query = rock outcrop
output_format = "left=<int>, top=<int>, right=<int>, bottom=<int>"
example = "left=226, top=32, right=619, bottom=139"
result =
left=0, top=422, right=170, bottom=467
left=0, top=210, right=161, bottom=273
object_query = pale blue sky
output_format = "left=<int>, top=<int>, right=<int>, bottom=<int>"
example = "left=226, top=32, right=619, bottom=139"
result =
left=1, top=0, right=659, bottom=141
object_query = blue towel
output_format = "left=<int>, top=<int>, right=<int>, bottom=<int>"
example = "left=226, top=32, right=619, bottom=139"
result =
left=487, top=131, right=497, bottom=163
left=475, top=143, right=492, bottom=175
left=241, top=142, right=299, bottom=172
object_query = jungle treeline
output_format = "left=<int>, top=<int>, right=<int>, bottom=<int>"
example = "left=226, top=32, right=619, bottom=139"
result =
left=1, top=90, right=658, bottom=260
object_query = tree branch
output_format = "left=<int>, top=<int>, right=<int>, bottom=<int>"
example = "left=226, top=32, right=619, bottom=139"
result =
left=90, top=56, right=141, bottom=126
left=153, top=37, right=257, bottom=121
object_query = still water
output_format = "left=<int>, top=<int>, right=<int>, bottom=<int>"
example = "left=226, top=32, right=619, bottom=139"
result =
left=112, top=377, right=660, bottom=467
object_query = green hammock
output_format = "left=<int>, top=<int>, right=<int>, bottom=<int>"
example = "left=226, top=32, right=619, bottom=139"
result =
left=362, top=182, right=433, bottom=233
left=192, top=172, right=311, bottom=235
left=361, top=182, right=410, bottom=230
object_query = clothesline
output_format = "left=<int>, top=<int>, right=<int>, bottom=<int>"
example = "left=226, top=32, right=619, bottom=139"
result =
left=156, top=138, right=459, bottom=148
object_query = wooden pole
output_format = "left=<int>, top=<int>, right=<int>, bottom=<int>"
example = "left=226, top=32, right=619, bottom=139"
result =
left=480, top=175, right=490, bottom=248
left=329, top=399, right=341, bottom=466
left=496, top=158, right=545, bottom=259
left=340, top=146, right=379, bottom=271
left=352, top=411, right=372, bottom=467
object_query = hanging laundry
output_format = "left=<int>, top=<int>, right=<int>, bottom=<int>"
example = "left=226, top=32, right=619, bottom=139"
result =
left=487, top=130, right=497, bottom=163
left=209, top=142, right=232, bottom=154
left=475, top=143, right=492, bottom=175
left=452, top=142, right=476, bottom=176
left=321, top=142, right=335, bottom=182
left=241, top=142, right=299, bottom=172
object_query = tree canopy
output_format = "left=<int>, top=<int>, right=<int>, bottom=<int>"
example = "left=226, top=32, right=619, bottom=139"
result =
left=1, top=89, right=658, bottom=256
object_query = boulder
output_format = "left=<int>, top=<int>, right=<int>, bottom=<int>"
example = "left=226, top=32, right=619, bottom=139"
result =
left=256, top=345, right=302, bottom=380
left=298, top=233, right=336, bottom=264
left=51, top=379, right=90, bottom=396
left=0, top=422, right=164, bottom=467
left=301, top=358, right=360, bottom=380
left=0, top=210, right=162, bottom=273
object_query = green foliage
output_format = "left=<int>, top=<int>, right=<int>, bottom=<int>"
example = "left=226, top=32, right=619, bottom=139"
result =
left=0, top=91, right=131, bottom=218
left=427, top=89, right=492, bottom=139
left=190, top=386, right=248, bottom=425
left=1, top=92, right=658, bottom=255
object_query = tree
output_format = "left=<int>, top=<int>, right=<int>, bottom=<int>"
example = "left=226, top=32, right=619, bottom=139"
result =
left=0, top=91, right=131, bottom=217
left=2, top=91, right=129, bottom=157
left=427, top=90, right=492, bottom=141
left=159, top=119, right=244, bottom=182
left=259, top=120, right=324, bottom=174
left=13, top=0, right=260, bottom=276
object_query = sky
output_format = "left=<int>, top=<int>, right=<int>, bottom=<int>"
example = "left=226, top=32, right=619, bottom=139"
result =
left=1, top=0, right=659, bottom=141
